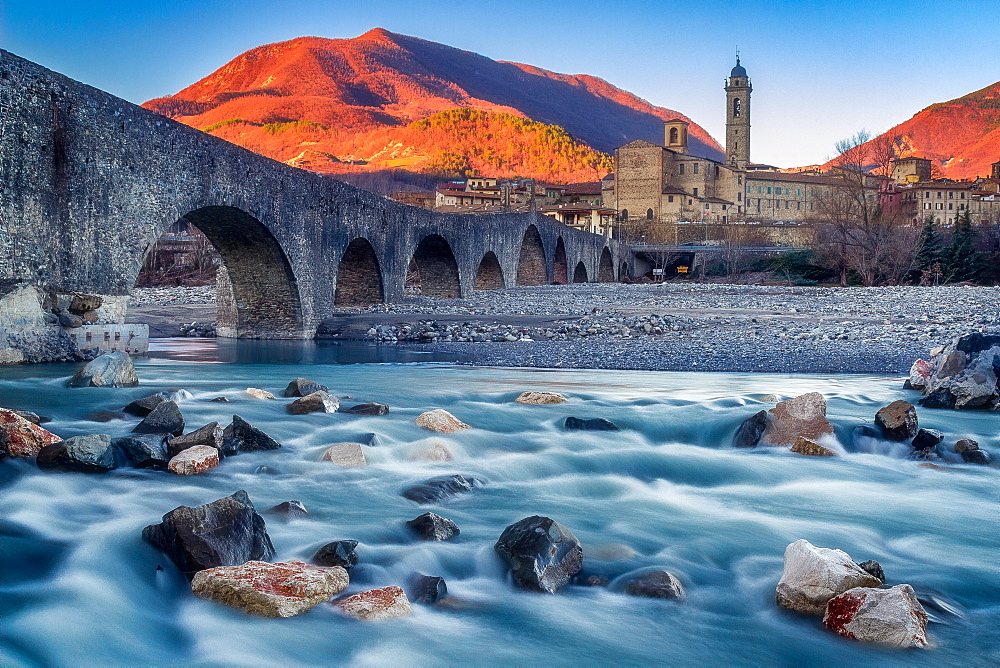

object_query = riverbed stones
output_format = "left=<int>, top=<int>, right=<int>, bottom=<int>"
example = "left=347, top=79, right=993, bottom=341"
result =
left=224, top=415, right=281, bottom=452
left=515, top=391, right=567, bottom=405
left=321, top=442, right=367, bottom=467
left=287, top=391, right=339, bottom=415
left=192, top=560, right=348, bottom=618
left=875, top=401, right=918, bottom=441
left=622, top=570, right=686, bottom=601
left=407, top=512, right=460, bottom=541
left=340, top=402, right=389, bottom=416
left=494, top=515, right=582, bottom=594
left=68, top=351, right=138, bottom=388
left=283, top=378, right=329, bottom=398
left=0, top=408, right=62, bottom=457
left=245, top=388, right=277, bottom=400
left=36, top=434, right=115, bottom=473
left=122, top=393, right=168, bottom=416
left=415, top=409, right=470, bottom=433
left=168, top=422, right=223, bottom=457
left=912, top=333, right=1000, bottom=409
left=335, top=586, right=412, bottom=621
left=68, top=294, right=102, bottom=314
left=142, top=490, right=275, bottom=578
left=114, top=434, right=170, bottom=468
left=761, top=393, right=834, bottom=447
left=791, top=436, right=836, bottom=457
left=167, top=445, right=219, bottom=475
left=408, top=440, right=453, bottom=462
left=823, top=584, right=929, bottom=648
left=954, top=439, right=991, bottom=465
left=775, top=539, right=883, bottom=615
left=313, top=540, right=359, bottom=569
left=564, top=417, right=619, bottom=431
left=132, top=400, right=184, bottom=436
left=408, top=574, right=447, bottom=605
left=402, top=474, right=483, bottom=504
left=732, top=410, right=768, bottom=448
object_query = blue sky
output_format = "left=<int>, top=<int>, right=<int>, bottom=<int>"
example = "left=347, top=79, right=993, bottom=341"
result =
left=2, top=0, right=997, bottom=166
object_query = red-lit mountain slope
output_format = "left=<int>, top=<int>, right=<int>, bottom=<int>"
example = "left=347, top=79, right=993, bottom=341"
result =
left=821, top=81, right=1000, bottom=181
left=143, top=28, right=722, bottom=182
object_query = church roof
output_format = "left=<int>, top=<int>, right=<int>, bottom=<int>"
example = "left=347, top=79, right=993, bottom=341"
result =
left=731, top=56, right=747, bottom=78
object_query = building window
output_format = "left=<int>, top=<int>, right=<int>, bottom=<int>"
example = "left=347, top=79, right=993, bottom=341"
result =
left=704, top=203, right=710, bottom=211
left=646, top=208, right=653, bottom=220
left=797, top=189, right=802, bottom=196
left=620, top=209, right=628, bottom=220
left=668, top=195, right=674, bottom=203
left=785, top=201, right=790, bottom=209
left=738, top=193, right=742, bottom=202
left=722, top=204, right=727, bottom=211
left=738, top=175, right=743, bottom=185
left=948, top=192, right=954, bottom=199
left=961, top=193, right=966, bottom=199
left=767, top=187, right=772, bottom=194
left=948, top=203, right=953, bottom=210
left=669, top=127, right=679, bottom=144
left=797, top=201, right=801, bottom=210
left=733, top=97, right=742, bottom=118
left=693, top=163, right=699, bottom=175
left=679, top=164, right=685, bottom=175
left=925, top=192, right=930, bottom=198
left=693, top=188, right=698, bottom=197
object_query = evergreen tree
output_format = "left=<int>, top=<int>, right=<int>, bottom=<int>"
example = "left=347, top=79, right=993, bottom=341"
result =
left=915, top=216, right=941, bottom=270
left=944, top=207, right=978, bottom=282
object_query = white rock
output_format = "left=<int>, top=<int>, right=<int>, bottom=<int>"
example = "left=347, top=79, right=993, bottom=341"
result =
left=408, top=439, right=453, bottom=462
left=321, top=442, right=367, bottom=467
left=415, top=409, right=470, bottom=433
left=823, top=584, right=929, bottom=648
left=245, top=388, right=277, bottom=400
left=167, top=445, right=219, bottom=475
left=335, top=586, right=412, bottom=621
left=515, top=391, right=567, bottom=405
left=775, top=539, right=882, bottom=614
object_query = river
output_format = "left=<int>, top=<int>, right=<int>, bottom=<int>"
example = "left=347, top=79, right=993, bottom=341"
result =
left=0, top=339, right=997, bottom=665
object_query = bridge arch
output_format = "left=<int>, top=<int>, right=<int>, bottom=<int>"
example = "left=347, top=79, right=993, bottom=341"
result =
left=598, top=247, right=615, bottom=282
left=573, top=262, right=589, bottom=283
left=553, top=237, right=568, bottom=284
left=474, top=251, right=505, bottom=290
left=517, top=225, right=547, bottom=285
left=409, top=234, right=461, bottom=297
left=151, top=206, right=304, bottom=338
left=335, top=238, right=384, bottom=306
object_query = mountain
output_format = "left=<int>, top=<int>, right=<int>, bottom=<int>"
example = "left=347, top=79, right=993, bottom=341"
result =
left=143, top=28, right=722, bottom=184
left=822, top=81, right=1000, bottom=181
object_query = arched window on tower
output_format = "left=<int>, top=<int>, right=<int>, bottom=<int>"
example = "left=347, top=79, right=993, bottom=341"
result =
left=669, top=127, right=679, bottom=144
left=646, top=208, right=654, bottom=221
left=733, top=98, right=742, bottom=118
left=620, top=209, right=629, bottom=221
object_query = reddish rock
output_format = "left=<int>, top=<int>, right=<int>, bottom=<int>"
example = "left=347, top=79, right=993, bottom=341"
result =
left=415, top=409, right=470, bottom=433
left=775, top=539, right=882, bottom=615
left=875, top=400, right=918, bottom=441
left=0, top=408, right=62, bottom=457
left=761, top=393, right=834, bottom=447
left=335, top=585, right=412, bottom=621
left=192, top=559, right=349, bottom=617
left=823, top=585, right=929, bottom=648
left=167, top=445, right=219, bottom=475
left=906, top=359, right=931, bottom=390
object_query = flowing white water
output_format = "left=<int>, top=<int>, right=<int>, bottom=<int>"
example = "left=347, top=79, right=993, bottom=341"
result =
left=0, top=340, right=997, bottom=665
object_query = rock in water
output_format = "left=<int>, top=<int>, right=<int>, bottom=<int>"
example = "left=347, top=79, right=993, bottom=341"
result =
left=283, top=377, right=329, bottom=397
left=775, top=539, right=882, bottom=614
left=823, top=584, right=929, bottom=648
left=905, top=359, right=931, bottom=390
left=132, top=400, right=185, bottom=436
left=0, top=408, right=62, bottom=457
left=415, top=409, right=470, bottom=433
left=286, top=391, right=339, bottom=415
left=335, top=586, right=412, bottom=621
left=494, top=515, right=583, bottom=593
left=408, top=440, right=453, bottom=462
left=340, top=402, right=389, bottom=416
left=957, top=440, right=991, bottom=465
left=192, top=560, right=348, bottom=618
left=68, top=351, right=139, bottom=388
left=912, top=428, right=943, bottom=449
left=167, top=445, right=219, bottom=475
left=515, top=391, right=567, bottom=405
left=732, top=410, right=768, bottom=448
left=114, top=434, right=170, bottom=468
left=321, top=443, right=367, bottom=467
left=141, top=490, right=274, bottom=578
left=36, top=434, right=115, bottom=472
left=564, top=417, right=619, bottom=431
left=622, top=570, right=686, bottom=600
left=402, top=474, right=483, bottom=504
left=168, top=422, right=223, bottom=456
left=244, top=388, right=277, bottom=400
left=791, top=436, right=836, bottom=457
left=224, top=415, right=281, bottom=452
left=407, top=512, right=460, bottom=541
left=122, top=393, right=168, bottom=417
left=918, top=388, right=956, bottom=409
left=761, top=393, right=834, bottom=447
left=313, top=540, right=358, bottom=569
left=856, top=560, right=886, bottom=583
left=875, top=400, right=919, bottom=441
left=267, top=500, right=309, bottom=519
left=408, top=574, right=447, bottom=605
left=9, top=408, right=47, bottom=424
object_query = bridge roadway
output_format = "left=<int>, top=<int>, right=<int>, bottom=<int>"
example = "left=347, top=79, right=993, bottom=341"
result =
left=0, top=50, right=623, bottom=339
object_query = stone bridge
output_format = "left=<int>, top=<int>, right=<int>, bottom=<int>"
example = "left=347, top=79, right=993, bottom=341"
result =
left=0, top=50, right=624, bottom=340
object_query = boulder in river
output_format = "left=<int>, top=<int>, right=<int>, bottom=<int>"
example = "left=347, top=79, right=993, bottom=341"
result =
left=856, top=560, right=886, bottom=583
left=621, top=570, right=686, bottom=601
left=954, top=439, right=991, bottom=465
left=244, top=388, right=277, bottom=400
left=904, top=358, right=932, bottom=390
left=515, top=391, right=567, bottom=405
left=36, top=434, right=115, bottom=473
left=776, top=539, right=883, bottom=614
left=132, top=400, right=184, bottom=436
left=122, top=393, right=168, bottom=417
left=564, top=417, right=619, bottom=431
left=335, top=586, right=412, bottom=621
left=408, top=440, right=453, bottom=462
left=407, top=512, right=460, bottom=541
left=823, top=584, right=929, bottom=648
left=267, top=500, right=309, bottom=520
left=168, top=422, right=223, bottom=457
left=875, top=400, right=918, bottom=441
left=321, top=442, right=367, bottom=467
left=415, top=409, right=470, bottom=433
left=0, top=408, right=62, bottom=457
left=732, top=410, right=768, bottom=448
left=408, top=573, right=447, bottom=605
left=402, top=474, right=483, bottom=504
left=340, top=402, right=389, bottom=416
left=494, top=515, right=583, bottom=594
left=192, top=560, right=348, bottom=618
left=761, top=393, right=834, bottom=447
left=912, top=333, right=1000, bottom=409
left=313, top=540, right=359, bottom=569
left=114, top=434, right=170, bottom=468
left=283, top=377, right=329, bottom=398
left=167, top=445, right=219, bottom=475
left=68, top=351, right=138, bottom=388
left=790, top=436, right=836, bottom=457
left=911, top=428, right=943, bottom=449
left=286, top=391, right=339, bottom=415
left=224, top=415, right=281, bottom=452
left=141, top=490, right=275, bottom=578
left=9, top=408, right=48, bottom=424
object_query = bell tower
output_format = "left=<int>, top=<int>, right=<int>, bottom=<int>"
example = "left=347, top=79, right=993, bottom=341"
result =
left=725, top=53, right=751, bottom=169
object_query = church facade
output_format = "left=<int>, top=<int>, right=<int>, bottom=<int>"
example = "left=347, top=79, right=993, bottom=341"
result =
left=603, top=58, right=841, bottom=229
